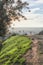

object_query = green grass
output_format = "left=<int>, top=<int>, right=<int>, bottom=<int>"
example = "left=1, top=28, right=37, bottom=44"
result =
left=0, top=35, right=32, bottom=65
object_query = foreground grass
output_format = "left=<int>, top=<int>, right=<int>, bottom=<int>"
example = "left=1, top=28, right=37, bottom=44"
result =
left=0, top=35, right=32, bottom=65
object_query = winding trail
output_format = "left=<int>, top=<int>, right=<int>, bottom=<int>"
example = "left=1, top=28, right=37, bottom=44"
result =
left=32, top=38, right=39, bottom=65
left=24, top=35, right=43, bottom=65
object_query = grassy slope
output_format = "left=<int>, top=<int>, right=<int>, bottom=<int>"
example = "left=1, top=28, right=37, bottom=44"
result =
left=0, top=35, right=32, bottom=65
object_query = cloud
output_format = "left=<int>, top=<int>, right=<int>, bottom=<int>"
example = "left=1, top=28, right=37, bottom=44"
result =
left=29, top=0, right=43, bottom=4
left=30, top=8, right=40, bottom=13
left=9, top=0, right=43, bottom=28
left=29, top=0, right=43, bottom=14
left=36, top=0, right=43, bottom=4
left=10, top=13, right=43, bottom=27
left=29, top=3, right=35, bottom=7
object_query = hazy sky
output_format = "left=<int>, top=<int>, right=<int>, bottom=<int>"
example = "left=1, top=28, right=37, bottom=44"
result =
left=11, top=0, right=43, bottom=27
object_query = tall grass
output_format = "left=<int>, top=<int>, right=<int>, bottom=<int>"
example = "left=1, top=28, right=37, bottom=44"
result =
left=0, top=35, right=32, bottom=65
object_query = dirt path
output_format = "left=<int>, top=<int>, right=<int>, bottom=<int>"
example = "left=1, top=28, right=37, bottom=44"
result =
left=24, top=35, right=43, bottom=65
left=24, top=36, right=40, bottom=65
left=32, top=39, right=39, bottom=65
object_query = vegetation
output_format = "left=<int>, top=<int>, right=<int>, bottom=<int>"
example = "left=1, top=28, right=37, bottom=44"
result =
left=0, top=35, right=32, bottom=65
left=0, top=0, right=30, bottom=36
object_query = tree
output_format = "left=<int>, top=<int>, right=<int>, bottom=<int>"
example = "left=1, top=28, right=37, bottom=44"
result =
left=0, top=0, right=30, bottom=36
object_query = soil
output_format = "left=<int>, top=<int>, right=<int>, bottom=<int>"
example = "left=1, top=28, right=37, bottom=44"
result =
left=24, top=35, right=43, bottom=65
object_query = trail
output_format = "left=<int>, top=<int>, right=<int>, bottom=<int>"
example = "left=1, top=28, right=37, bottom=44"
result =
left=32, top=38, right=39, bottom=65
left=24, top=36, right=39, bottom=65
left=24, top=35, right=43, bottom=65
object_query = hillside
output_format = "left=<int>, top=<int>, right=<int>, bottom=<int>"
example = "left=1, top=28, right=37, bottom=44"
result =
left=0, top=35, right=31, bottom=65
left=39, top=31, right=43, bottom=35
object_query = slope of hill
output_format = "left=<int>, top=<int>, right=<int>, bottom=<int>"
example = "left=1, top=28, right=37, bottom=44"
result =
left=0, top=35, right=31, bottom=65
left=39, top=31, right=43, bottom=35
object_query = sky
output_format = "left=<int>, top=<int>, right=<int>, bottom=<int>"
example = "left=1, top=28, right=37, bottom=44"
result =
left=11, top=0, right=43, bottom=27
left=28, top=0, right=43, bottom=14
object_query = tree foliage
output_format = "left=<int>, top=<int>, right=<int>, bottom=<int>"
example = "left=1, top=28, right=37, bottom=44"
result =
left=0, top=0, right=30, bottom=36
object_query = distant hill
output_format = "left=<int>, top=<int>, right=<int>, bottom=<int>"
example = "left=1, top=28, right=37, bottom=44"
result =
left=39, top=31, right=43, bottom=35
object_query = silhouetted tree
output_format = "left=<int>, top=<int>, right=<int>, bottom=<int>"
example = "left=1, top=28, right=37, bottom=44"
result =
left=0, top=0, right=30, bottom=36
left=0, top=43, right=2, bottom=51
